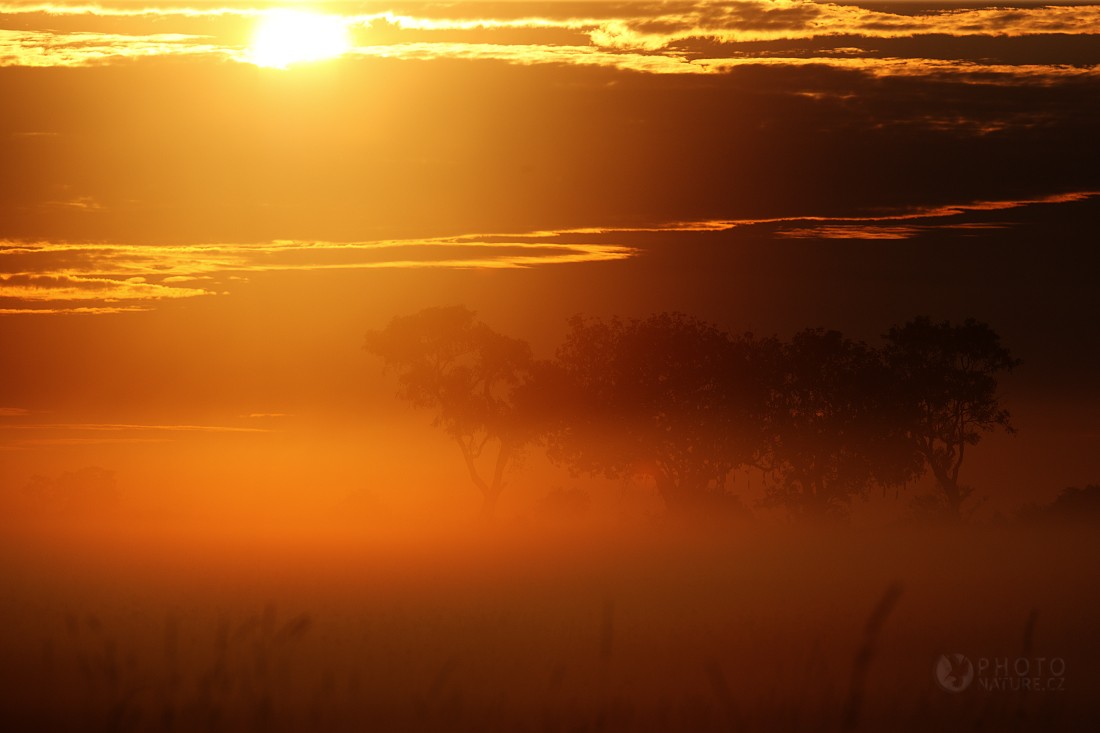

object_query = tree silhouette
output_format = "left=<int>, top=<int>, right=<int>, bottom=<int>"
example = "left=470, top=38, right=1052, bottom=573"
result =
left=1019, top=484, right=1100, bottom=524
left=364, top=306, right=538, bottom=518
left=364, top=307, right=1021, bottom=524
left=21, top=466, right=119, bottom=517
left=884, top=317, right=1020, bottom=518
left=761, top=329, right=920, bottom=520
left=547, top=312, right=769, bottom=516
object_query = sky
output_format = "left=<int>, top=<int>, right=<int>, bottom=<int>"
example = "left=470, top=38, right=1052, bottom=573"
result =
left=1, top=1, right=1098, bottom=523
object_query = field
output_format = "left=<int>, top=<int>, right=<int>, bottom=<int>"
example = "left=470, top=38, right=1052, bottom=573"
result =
left=1, top=517, right=1096, bottom=732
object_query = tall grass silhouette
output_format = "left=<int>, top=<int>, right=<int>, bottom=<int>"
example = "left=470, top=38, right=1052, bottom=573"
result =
left=0, top=521, right=1095, bottom=731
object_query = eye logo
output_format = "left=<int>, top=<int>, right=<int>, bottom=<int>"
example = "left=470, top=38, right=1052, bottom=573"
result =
left=935, top=653, right=974, bottom=692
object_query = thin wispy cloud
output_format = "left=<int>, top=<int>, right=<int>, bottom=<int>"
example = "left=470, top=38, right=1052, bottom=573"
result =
left=777, top=225, right=926, bottom=240
left=348, top=43, right=1100, bottom=80
left=700, top=191, right=1100, bottom=229
left=5, top=437, right=172, bottom=446
left=0, top=305, right=151, bottom=314
left=1, top=191, right=1094, bottom=314
left=759, top=193, right=1099, bottom=238
left=0, top=273, right=209, bottom=302
left=0, top=422, right=272, bottom=432
left=695, top=56, right=1100, bottom=82
left=0, top=420, right=273, bottom=448
left=775, top=222, right=1015, bottom=240
left=0, top=234, right=637, bottom=313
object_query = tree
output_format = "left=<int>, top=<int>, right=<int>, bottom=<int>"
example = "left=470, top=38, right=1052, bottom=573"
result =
left=1018, top=484, right=1100, bottom=524
left=21, top=466, right=120, bottom=517
left=547, top=312, right=769, bottom=516
left=884, top=317, right=1020, bottom=519
left=364, top=306, right=538, bottom=518
left=761, top=329, right=920, bottom=520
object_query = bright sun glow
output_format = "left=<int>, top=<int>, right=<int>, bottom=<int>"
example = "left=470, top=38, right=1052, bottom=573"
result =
left=249, top=10, right=352, bottom=68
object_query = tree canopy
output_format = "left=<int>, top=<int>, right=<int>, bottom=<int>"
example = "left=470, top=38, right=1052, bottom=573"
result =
left=547, top=312, right=770, bottom=516
left=884, top=317, right=1020, bottom=518
left=365, top=308, right=1020, bottom=523
left=761, top=329, right=921, bottom=519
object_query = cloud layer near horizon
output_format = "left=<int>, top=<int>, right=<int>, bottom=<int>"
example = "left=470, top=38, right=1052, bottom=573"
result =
left=0, top=234, right=637, bottom=313
left=3, top=191, right=1094, bottom=314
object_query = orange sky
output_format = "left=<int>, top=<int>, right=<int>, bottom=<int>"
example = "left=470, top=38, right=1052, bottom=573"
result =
left=2, top=1, right=1099, bottom=524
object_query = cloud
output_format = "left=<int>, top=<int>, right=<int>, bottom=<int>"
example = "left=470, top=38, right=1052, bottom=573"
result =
left=719, top=192, right=1099, bottom=239
left=0, top=271, right=206, bottom=313
left=4, top=2, right=1099, bottom=42
left=582, top=3, right=1100, bottom=49
left=0, top=305, right=151, bottom=314
left=0, top=420, right=275, bottom=448
left=1, top=191, right=1093, bottom=314
left=42, top=195, right=103, bottom=211
left=695, top=55, right=1100, bottom=83
left=0, top=234, right=637, bottom=314
left=0, top=406, right=31, bottom=417
left=777, top=225, right=926, bottom=240
left=344, top=43, right=1100, bottom=80
left=0, top=273, right=211, bottom=301
left=691, top=190, right=1100, bottom=230
left=776, top=222, right=1014, bottom=239
left=9, top=437, right=171, bottom=446
left=0, top=421, right=272, bottom=433
left=1, top=2, right=1099, bottom=78
left=0, top=27, right=224, bottom=67
left=5, top=28, right=1097, bottom=81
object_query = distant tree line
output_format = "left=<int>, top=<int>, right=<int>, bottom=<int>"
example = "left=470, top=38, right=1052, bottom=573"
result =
left=1018, top=485, right=1100, bottom=524
left=365, top=307, right=1019, bottom=522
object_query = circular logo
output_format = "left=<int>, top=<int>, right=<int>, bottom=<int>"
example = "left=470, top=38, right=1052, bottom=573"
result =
left=935, top=653, right=974, bottom=692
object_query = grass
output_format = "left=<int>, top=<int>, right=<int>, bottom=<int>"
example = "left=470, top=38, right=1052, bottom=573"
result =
left=0, top=518, right=1096, bottom=732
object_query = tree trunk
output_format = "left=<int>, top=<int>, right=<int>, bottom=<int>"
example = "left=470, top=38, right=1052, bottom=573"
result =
left=458, top=438, right=512, bottom=521
left=654, top=474, right=680, bottom=515
left=654, top=474, right=705, bottom=517
left=480, top=488, right=501, bottom=520
left=929, top=460, right=963, bottom=519
left=801, top=476, right=835, bottom=522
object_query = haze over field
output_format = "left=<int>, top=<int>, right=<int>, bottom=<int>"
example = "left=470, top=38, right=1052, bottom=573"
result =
left=1, top=1, right=1098, bottom=730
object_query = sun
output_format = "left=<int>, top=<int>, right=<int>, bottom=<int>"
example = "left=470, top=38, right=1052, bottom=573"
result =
left=248, top=10, right=352, bottom=69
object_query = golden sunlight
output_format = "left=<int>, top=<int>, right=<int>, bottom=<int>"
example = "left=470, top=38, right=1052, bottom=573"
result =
left=248, top=10, right=351, bottom=68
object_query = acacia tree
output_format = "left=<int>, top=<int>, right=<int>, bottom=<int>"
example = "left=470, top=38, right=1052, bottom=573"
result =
left=883, top=317, right=1020, bottom=518
left=364, top=306, right=538, bottom=518
left=547, top=312, right=770, bottom=516
left=761, top=329, right=920, bottom=520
